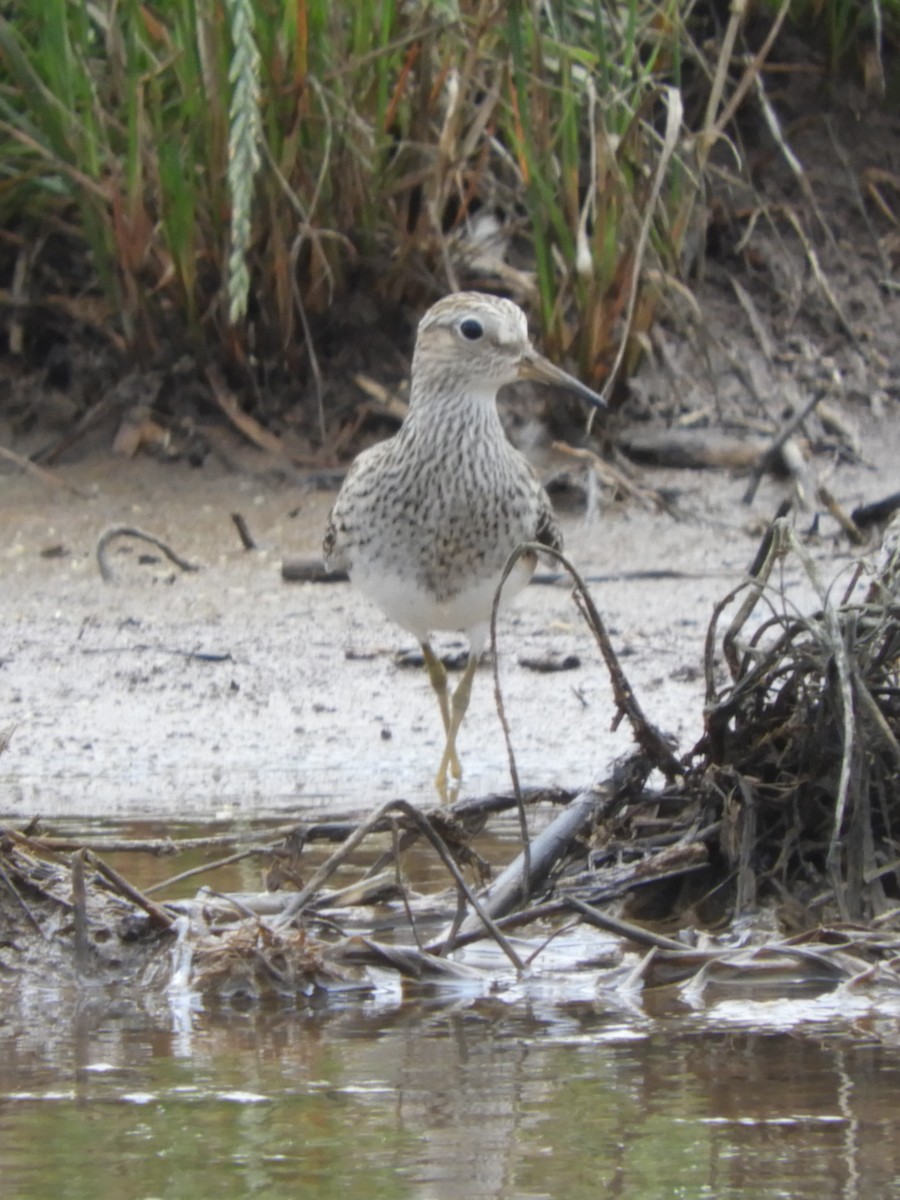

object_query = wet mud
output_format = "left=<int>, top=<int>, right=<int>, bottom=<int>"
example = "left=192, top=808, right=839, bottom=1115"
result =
left=1, top=421, right=896, bottom=821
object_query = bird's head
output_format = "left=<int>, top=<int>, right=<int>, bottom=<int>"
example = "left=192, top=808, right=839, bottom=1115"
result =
left=412, top=292, right=605, bottom=411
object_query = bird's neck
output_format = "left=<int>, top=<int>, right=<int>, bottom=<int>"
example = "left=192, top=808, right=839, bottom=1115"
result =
left=405, top=379, right=506, bottom=445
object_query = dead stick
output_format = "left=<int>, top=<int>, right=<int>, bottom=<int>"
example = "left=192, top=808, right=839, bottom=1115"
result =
left=366, top=803, right=529, bottom=974
left=564, top=897, right=687, bottom=952
left=282, top=557, right=349, bottom=583
left=454, top=787, right=604, bottom=939
left=429, top=897, right=684, bottom=956
left=2, top=826, right=73, bottom=864
left=7, top=825, right=305, bottom=854
left=231, top=512, right=257, bottom=551
left=72, top=849, right=90, bottom=969
left=86, top=851, right=175, bottom=930
left=817, top=484, right=864, bottom=545
left=0, top=442, right=89, bottom=497
left=391, top=817, right=425, bottom=953
left=489, top=553, right=532, bottom=896
left=495, top=544, right=680, bottom=776
left=851, top=491, right=900, bottom=531
left=0, top=860, right=44, bottom=935
left=97, top=525, right=199, bottom=583
left=276, top=798, right=525, bottom=972
left=743, top=390, right=824, bottom=505
left=144, top=847, right=272, bottom=895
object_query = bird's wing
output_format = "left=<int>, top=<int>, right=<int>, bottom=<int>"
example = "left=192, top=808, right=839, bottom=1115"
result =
left=322, top=441, right=392, bottom=572
left=322, top=508, right=344, bottom=571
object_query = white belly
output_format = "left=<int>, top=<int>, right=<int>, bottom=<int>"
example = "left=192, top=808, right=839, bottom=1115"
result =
left=351, top=552, right=535, bottom=652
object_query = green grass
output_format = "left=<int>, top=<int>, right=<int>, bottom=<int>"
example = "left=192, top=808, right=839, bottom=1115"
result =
left=0, top=1, right=895, bottom=418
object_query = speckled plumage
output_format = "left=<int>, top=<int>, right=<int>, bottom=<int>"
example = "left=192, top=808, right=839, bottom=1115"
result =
left=324, top=292, right=604, bottom=792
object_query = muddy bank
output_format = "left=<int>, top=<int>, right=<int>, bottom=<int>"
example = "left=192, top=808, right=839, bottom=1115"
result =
left=1, top=418, right=896, bottom=820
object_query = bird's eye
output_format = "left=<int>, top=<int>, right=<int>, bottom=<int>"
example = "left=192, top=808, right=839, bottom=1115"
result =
left=459, top=318, right=484, bottom=341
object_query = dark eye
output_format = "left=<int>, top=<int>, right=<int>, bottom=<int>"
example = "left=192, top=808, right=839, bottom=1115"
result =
left=459, top=318, right=484, bottom=341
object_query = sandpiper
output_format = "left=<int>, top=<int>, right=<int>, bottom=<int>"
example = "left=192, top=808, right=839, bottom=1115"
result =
left=323, top=292, right=605, bottom=796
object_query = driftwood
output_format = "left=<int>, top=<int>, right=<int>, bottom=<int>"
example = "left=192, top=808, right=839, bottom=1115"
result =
left=0, top=743, right=707, bottom=1001
left=618, top=427, right=770, bottom=469
left=454, top=787, right=609, bottom=938
left=282, top=556, right=348, bottom=583
left=852, top=490, right=900, bottom=531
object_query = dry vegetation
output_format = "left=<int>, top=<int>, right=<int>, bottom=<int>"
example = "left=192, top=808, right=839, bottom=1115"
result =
left=1, top=2, right=897, bottom=452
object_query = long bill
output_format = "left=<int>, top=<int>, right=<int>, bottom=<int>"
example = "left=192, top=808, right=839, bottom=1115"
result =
left=517, top=350, right=606, bottom=410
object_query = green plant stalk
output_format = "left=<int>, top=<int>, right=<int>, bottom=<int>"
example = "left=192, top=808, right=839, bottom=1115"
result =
left=225, top=0, right=263, bottom=326
left=0, top=0, right=817, bottom=395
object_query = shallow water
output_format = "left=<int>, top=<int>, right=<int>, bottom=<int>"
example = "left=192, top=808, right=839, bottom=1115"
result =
left=4, top=818, right=900, bottom=1200
left=4, top=448, right=900, bottom=1197
left=4, top=988, right=900, bottom=1200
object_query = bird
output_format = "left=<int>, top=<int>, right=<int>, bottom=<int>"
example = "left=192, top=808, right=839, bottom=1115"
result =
left=323, top=291, right=606, bottom=797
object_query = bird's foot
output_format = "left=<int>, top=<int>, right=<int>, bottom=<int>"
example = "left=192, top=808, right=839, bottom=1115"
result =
left=434, top=744, right=463, bottom=801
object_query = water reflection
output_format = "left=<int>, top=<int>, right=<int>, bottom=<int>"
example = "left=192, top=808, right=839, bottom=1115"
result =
left=3, top=988, right=900, bottom=1200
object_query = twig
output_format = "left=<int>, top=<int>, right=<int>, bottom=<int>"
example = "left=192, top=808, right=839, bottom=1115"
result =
left=489, top=552, right=531, bottom=897
left=289, top=236, right=328, bottom=445
left=0, top=442, right=89, bottom=497
left=817, top=484, right=865, bottom=545
left=742, top=390, right=823, bottom=505
left=97, top=525, right=199, bottom=583
left=752, top=69, right=842, bottom=261
left=197, top=886, right=263, bottom=923
left=231, top=512, right=257, bottom=550
left=391, top=817, right=424, bottom=952
left=72, top=849, right=90, bottom=970
left=782, top=528, right=858, bottom=918
left=781, top=207, right=856, bottom=340
left=702, top=0, right=791, bottom=153
left=730, top=276, right=775, bottom=360
left=709, top=512, right=790, bottom=692
left=565, top=897, right=686, bottom=952
left=551, top=442, right=670, bottom=512
left=0, top=860, right=44, bottom=935
left=144, top=847, right=272, bottom=896
left=276, top=798, right=525, bottom=972
left=496, top=542, right=682, bottom=781
left=205, top=363, right=314, bottom=463
left=86, top=851, right=175, bottom=930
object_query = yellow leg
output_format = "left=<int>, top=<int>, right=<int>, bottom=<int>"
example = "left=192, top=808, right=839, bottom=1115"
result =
left=421, top=641, right=451, bottom=734
left=435, top=653, right=478, bottom=798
